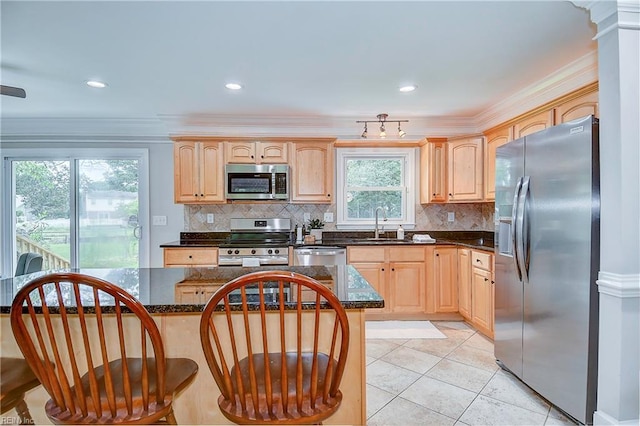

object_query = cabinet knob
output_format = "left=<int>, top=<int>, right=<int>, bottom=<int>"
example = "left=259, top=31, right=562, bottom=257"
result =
left=381, top=268, right=385, bottom=271
left=327, top=194, right=331, bottom=197
left=432, top=193, right=436, bottom=196
left=194, top=193, right=198, bottom=197
left=200, top=193, right=204, bottom=197
left=188, top=255, right=193, bottom=259
left=261, top=155, right=264, bottom=158
left=484, top=278, right=489, bottom=282
left=476, top=259, right=481, bottom=263
left=449, top=193, right=453, bottom=197
left=436, top=253, right=439, bottom=257
left=491, top=280, right=495, bottom=284
left=391, top=268, right=395, bottom=271
left=251, top=155, right=254, bottom=159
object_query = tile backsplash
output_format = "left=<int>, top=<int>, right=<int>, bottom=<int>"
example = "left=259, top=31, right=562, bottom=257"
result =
left=185, top=202, right=495, bottom=232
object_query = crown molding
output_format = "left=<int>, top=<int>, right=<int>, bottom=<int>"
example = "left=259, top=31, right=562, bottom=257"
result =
left=474, top=50, right=598, bottom=131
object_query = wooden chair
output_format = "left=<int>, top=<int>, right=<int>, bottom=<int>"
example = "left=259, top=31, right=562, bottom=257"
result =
left=10, top=272, right=198, bottom=424
left=200, top=271, right=350, bottom=425
left=1, top=357, right=41, bottom=424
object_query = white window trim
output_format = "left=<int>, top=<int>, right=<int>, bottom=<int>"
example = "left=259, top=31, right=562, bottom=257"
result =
left=336, top=147, right=416, bottom=230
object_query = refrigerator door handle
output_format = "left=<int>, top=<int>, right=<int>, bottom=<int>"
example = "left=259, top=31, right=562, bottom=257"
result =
left=511, top=177, right=524, bottom=281
left=521, top=176, right=532, bottom=282
left=516, top=176, right=530, bottom=283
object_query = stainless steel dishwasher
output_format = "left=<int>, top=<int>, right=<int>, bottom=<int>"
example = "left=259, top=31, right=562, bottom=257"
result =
left=293, top=246, right=347, bottom=266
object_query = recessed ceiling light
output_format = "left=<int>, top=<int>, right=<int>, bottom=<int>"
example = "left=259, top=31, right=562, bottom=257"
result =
left=225, top=83, right=243, bottom=90
left=86, top=80, right=107, bottom=88
left=399, top=85, right=417, bottom=92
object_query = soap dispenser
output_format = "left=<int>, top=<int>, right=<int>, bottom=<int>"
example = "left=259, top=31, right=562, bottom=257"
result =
left=396, top=225, right=405, bottom=240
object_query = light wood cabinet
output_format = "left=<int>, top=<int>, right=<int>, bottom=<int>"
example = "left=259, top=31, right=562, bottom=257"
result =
left=420, top=139, right=447, bottom=203
left=554, top=90, right=599, bottom=123
left=348, top=246, right=426, bottom=314
left=483, top=126, right=513, bottom=201
left=173, top=141, right=225, bottom=204
left=175, top=283, right=219, bottom=304
left=289, top=140, right=334, bottom=203
left=472, top=267, right=493, bottom=335
left=163, top=247, right=218, bottom=267
left=457, top=248, right=472, bottom=320
left=225, top=141, right=288, bottom=164
left=447, top=136, right=484, bottom=202
left=513, top=109, right=554, bottom=139
left=434, top=247, right=458, bottom=312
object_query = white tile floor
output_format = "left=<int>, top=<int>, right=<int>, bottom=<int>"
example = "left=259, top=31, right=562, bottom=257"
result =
left=365, top=321, right=577, bottom=426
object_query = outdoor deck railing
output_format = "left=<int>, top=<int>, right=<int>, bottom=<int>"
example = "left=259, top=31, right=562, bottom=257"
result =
left=16, top=235, right=71, bottom=270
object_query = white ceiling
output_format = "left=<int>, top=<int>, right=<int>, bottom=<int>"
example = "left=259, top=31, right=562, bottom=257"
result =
left=0, top=1, right=597, bottom=139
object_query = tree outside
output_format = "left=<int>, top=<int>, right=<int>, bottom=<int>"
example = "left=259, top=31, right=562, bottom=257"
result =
left=345, top=158, right=404, bottom=219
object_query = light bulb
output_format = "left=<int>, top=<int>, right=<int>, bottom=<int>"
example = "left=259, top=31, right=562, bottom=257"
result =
left=398, top=123, right=406, bottom=138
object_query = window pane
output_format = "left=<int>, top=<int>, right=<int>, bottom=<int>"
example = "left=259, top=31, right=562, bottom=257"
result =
left=79, top=160, right=139, bottom=268
left=346, top=190, right=403, bottom=219
left=346, top=159, right=402, bottom=187
left=14, top=161, right=71, bottom=271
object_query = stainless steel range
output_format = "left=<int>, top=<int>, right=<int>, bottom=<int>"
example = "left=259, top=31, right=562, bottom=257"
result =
left=218, top=218, right=291, bottom=266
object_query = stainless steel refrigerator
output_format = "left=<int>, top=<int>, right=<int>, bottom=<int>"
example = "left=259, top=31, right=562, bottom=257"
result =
left=494, top=115, right=599, bottom=425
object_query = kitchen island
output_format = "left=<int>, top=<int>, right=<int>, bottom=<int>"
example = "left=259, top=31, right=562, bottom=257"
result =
left=1, top=266, right=382, bottom=425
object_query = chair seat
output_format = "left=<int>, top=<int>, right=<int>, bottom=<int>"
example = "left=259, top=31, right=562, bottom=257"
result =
left=45, top=357, right=198, bottom=424
left=0, top=357, right=40, bottom=413
left=219, top=352, right=342, bottom=424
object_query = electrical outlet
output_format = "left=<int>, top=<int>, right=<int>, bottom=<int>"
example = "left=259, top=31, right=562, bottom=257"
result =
left=152, top=215, right=167, bottom=226
left=206, top=213, right=215, bottom=224
left=447, top=212, right=455, bottom=222
left=303, top=212, right=311, bottom=222
left=323, top=212, right=334, bottom=223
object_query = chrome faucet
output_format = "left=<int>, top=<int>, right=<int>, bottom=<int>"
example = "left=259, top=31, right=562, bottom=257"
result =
left=374, top=207, right=388, bottom=239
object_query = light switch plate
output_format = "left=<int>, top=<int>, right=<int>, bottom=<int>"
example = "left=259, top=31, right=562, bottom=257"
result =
left=152, top=215, right=167, bottom=226
left=324, top=212, right=334, bottom=223
left=206, top=213, right=215, bottom=224
left=447, top=212, right=455, bottom=222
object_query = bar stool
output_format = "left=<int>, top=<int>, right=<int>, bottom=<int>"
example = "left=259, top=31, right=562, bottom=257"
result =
left=10, top=272, right=199, bottom=424
left=1, top=357, right=40, bottom=424
left=200, top=271, right=350, bottom=424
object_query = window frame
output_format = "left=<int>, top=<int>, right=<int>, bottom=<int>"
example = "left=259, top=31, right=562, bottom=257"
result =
left=336, top=147, right=416, bottom=230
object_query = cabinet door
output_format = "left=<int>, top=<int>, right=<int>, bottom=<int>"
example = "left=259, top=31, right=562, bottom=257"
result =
left=420, top=141, right=447, bottom=203
left=163, top=248, right=218, bottom=267
left=484, top=126, right=512, bottom=201
left=457, top=248, right=472, bottom=320
left=389, top=262, right=426, bottom=313
left=514, top=110, right=553, bottom=139
left=554, top=90, right=599, bottom=123
left=472, top=267, right=493, bottom=336
left=350, top=262, right=387, bottom=313
left=290, top=141, right=333, bottom=203
left=434, top=247, right=458, bottom=312
left=226, top=142, right=256, bottom=163
left=447, top=137, right=484, bottom=202
left=174, top=141, right=200, bottom=203
left=200, top=142, right=225, bottom=202
left=175, top=285, right=201, bottom=304
left=258, top=142, right=288, bottom=163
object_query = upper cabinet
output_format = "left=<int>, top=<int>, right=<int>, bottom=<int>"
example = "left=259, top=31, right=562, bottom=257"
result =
left=289, top=140, right=334, bottom=204
left=420, top=138, right=447, bottom=203
left=447, top=136, right=484, bottom=202
left=554, top=90, right=599, bottom=123
left=173, top=140, right=225, bottom=204
left=226, top=141, right=288, bottom=164
left=513, top=109, right=554, bottom=139
left=483, top=126, right=513, bottom=201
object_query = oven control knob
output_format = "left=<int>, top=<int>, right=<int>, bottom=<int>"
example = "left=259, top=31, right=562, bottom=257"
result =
left=274, top=249, right=280, bottom=254
left=251, top=249, right=256, bottom=254
left=268, top=249, right=273, bottom=254
left=227, top=250, right=233, bottom=255
left=234, top=250, right=240, bottom=255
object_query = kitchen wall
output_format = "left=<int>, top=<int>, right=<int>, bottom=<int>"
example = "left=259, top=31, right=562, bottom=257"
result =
left=184, top=202, right=494, bottom=232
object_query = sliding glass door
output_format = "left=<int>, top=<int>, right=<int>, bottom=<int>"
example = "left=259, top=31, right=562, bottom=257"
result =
left=3, top=150, right=148, bottom=276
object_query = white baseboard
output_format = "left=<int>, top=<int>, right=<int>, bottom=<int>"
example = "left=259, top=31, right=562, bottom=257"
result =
left=594, top=410, right=640, bottom=425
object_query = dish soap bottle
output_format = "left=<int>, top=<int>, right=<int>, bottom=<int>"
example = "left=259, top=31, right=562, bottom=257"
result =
left=396, top=225, right=405, bottom=240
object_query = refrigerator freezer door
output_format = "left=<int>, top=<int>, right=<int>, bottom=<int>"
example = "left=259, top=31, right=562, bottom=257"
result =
left=494, top=137, right=525, bottom=379
left=521, top=115, right=599, bottom=424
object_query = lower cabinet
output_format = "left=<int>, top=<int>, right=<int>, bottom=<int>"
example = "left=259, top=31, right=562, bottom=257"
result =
left=163, top=247, right=218, bottom=267
left=457, top=248, right=472, bottom=319
left=458, top=248, right=495, bottom=338
left=175, top=283, right=219, bottom=304
left=434, top=247, right=459, bottom=312
left=348, top=246, right=426, bottom=315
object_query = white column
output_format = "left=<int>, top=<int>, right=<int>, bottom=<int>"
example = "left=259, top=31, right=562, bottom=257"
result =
left=573, top=1, right=640, bottom=424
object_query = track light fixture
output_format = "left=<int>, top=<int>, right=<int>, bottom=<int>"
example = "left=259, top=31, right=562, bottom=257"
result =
left=356, top=113, right=408, bottom=139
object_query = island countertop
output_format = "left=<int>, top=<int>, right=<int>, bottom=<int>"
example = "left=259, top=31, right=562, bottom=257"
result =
left=0, top=266, right=384, bottom=314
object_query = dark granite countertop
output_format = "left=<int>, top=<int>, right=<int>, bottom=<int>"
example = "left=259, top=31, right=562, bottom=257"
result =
left=161, top=231, right=494, bottom=251
left=1, top=266, right=383, bottom=314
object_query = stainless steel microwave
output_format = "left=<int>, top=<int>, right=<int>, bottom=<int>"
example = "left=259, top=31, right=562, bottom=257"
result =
left=225, top=164, right=289, bottom=200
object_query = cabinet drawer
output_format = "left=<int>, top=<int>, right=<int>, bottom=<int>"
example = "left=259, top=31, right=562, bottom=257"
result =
left=471, top=250, right=492, bottom=271
left=388, top=246, right=425, bottom=262
left=347, top=247, right=386, bottom=263
left=164, top=248, right=218, bottom=266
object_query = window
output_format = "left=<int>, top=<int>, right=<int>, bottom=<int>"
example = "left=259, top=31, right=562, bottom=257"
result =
left=336, top=148, right=416, bottom=229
